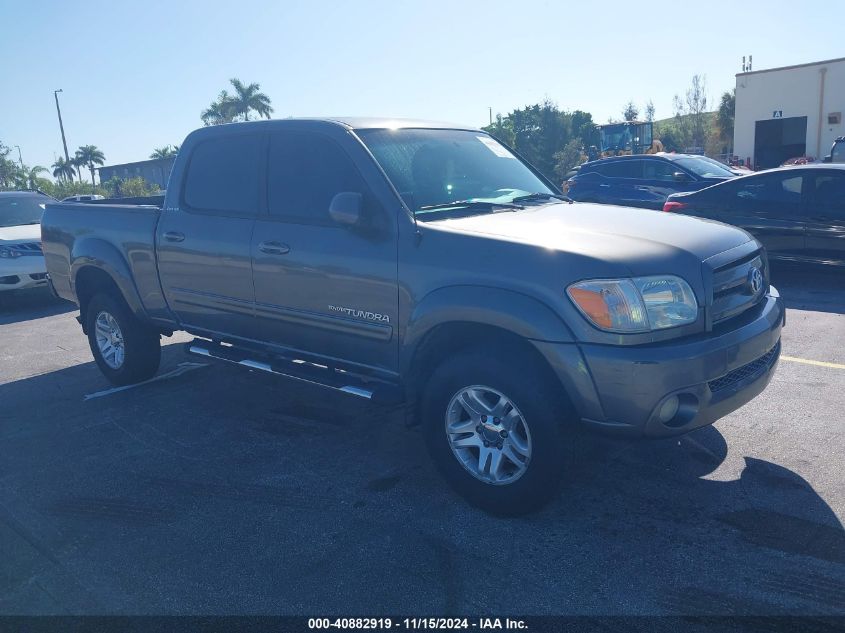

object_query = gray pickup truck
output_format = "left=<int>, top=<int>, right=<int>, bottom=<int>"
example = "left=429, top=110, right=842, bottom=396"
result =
left=42, top=118, right=784, bottom=514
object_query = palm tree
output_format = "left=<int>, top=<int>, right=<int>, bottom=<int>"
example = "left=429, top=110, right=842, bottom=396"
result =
left=149, top=145, right=178, bottom=159
left=20, top=165, right=47, bottom=189
left=52, top=157, right=75, bottom=183
left=228, top=78, right=273, bottom=121
left=201, top=90, right=237, bottom=126
left=74, top=145, right=106, bottom=192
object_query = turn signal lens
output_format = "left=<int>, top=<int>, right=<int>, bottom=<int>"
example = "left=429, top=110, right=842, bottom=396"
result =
left=662, top=201, right=689, bottom=212
left=567, top=280, right=649, bottom=332
left=567, top=276, right=698, bottom=332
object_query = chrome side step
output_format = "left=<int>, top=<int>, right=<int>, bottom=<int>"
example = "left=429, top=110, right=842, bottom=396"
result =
left=187, top=342, right=380, bottom=400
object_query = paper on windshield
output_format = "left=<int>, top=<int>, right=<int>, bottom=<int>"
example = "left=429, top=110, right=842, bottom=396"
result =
left=477, top=136, right=515, bottom=159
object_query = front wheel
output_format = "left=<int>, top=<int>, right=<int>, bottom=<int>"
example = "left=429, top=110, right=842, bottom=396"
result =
left=422, top=350, right=570, bottom=515
left=85, top=293, right=161, bottom=386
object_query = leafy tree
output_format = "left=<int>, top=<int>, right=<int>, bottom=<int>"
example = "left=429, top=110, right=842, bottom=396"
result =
left=644, top=100, right=655, bottom=122
left=201, top=79, right=273, bottom=125
left=672, top=74, right=710, bottom=151
left=622, top=101, right=639, bottom=122
left=0, top=141, right=21, bottom=189
left=553, top=139, right=584, bottom=183
left=52, top=157, right=75, bottom=183
left=74, top=145, right=106, bottom=191
left=483, top=114, right=515, bottom=147
left=22, top=165, right=48, bottom=189
left=228, top=78, right=273, bottom=121
left=38, top=179, right=108, bottom=200
left=103, top=176, right=158, bottom=198
left=150, top=145, right=179, bottom=159
left=717, top=90, right=735, bottom=146
left=202, top=91, right=238, bottom=126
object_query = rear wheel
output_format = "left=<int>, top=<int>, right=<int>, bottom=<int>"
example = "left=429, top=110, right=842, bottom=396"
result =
left=422, top=349, right=570, bottom=515
left=85, top=293, right=161, bottom=386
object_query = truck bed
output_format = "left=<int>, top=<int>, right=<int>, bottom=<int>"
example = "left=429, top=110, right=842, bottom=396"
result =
left=41, top=201, right=168, bottom=320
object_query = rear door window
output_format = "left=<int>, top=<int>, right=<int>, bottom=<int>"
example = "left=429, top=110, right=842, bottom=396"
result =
left=183, top=133, right=262, bottom=215
left=810, top=172, right=845, bottom=221
left=731, top=173, right=804, bottom=216
left=598, top=161, right=642, bottom=179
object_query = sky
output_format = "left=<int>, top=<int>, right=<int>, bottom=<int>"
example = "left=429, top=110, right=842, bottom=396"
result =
left=2, top=0, right=843, bottom=175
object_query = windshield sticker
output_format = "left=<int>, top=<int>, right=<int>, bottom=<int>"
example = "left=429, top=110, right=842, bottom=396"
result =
left=477, top=136, right=515, bottom=159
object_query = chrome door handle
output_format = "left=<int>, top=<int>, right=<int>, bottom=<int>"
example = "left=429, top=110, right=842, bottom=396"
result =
left=599, top=184, right=610, bottom=188
left=163, top=231, right=185, bottom=242
left=259, top=241, right=290, bottom=255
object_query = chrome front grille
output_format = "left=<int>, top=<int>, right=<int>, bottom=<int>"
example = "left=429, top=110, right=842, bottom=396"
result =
left=710, top=250, right=767, bottom=324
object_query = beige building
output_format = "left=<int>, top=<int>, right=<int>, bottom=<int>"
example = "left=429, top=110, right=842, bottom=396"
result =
left=734, top=57, right=845, bottom=169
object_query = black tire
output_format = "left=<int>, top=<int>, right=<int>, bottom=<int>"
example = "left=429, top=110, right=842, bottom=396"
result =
left=85, top=292, right=161, bottom=386
left=421, top=348, right=570, bottom=516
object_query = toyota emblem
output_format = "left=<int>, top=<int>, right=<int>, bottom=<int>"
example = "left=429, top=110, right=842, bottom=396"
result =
left=747, top=267, right=764, bottom=294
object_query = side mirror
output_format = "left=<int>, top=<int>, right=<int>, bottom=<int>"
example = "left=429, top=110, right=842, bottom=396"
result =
left=823, top=155, right=832, bottom=163
left=329, top=192, right=362, bottom=226
left=673, top=171, right=690, bottom=182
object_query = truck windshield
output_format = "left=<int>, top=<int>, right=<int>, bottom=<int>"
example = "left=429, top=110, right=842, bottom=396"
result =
left=831, top=141, right=845, bottom=163
left=356, top=128, right=554, bottom=216
left=0, top=195, right=49, bottom=227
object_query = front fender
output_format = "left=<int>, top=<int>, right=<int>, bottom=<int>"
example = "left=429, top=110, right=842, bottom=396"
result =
left=70, top=237, right=147, bottom=319
left=401, top=285, right=574, bottom=372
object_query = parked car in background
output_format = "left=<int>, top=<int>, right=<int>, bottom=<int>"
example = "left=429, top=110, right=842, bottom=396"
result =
left=664, top=164, right=845, bottom=267
left=0, top=191, right=52, bottom=295
left=565, top=154, right=736, bottom=209
left=61, top=194, right=104, bottom=203
left=781, top=156, right=815, bottom=166
left=823, top=136, right=845, bottom=164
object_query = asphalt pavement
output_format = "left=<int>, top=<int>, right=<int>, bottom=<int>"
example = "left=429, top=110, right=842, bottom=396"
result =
left=0, top=265, right=843, bottom=616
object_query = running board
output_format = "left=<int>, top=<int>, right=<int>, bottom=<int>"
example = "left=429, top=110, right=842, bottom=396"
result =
left=185, top=340, right=401, bottom=403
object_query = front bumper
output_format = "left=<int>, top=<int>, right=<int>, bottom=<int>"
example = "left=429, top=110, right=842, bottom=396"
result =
left=534, top=287, right=784, bottom=438
left=0, top=255, right=48, bottom=292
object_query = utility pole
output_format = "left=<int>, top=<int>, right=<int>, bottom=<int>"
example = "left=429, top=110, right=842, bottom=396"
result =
left=489, top=107, right=493, bottom=126
left=54, top=89, right=72, bottom=181
left=13, top=145, right=23, bottom=169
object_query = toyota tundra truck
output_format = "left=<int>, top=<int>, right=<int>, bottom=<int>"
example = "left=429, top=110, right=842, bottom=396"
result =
left=41, top=118, right=784, bottom=514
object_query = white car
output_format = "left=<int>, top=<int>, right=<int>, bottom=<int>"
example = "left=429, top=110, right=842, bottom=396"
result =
left=0, top=191, right=52, bottom=293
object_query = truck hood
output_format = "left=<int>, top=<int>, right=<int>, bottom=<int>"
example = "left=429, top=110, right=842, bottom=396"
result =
left=0, top=224, right=41, bottom=244
left=425, top=202, right=753, bottom=275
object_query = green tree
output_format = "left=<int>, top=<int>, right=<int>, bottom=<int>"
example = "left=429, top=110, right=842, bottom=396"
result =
left=672, top=74, right=710, bottom=151
left=483, top=114, right=515, bottom=147
left=52, top=157, right=75, bottom=183
left=553, top=139, right=584, bottom=183
left=717, top=89, right=735, bottom=147
left=644, top=100, right=655, bottom=122
left=227, top=78, right=273, bottom=121
left=150, top=145, right=179, bottom=159
left=201, top=90, right=237, bottom=126
left=22, top=165, right=48, bottom=189
left=74, top=145, right=106, bottom=191
left=622, top=101, right=639, bottom=122
left=103, top=176, right=157, bottom=198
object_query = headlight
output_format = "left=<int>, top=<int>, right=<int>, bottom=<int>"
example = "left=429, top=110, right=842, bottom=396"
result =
left=0, top=246, right=22, bottom=259
left=567, top=275, right=698, bottom=332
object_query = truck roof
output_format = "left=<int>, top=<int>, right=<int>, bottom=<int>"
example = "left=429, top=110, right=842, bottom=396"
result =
left=191, top=117, right=480, bottom=133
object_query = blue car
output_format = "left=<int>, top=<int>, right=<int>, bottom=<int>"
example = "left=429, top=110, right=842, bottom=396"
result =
left=566, top=154, right=736, bottom=210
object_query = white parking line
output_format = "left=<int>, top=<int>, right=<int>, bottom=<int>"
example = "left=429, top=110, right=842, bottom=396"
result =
left=83, top=362, right=208, bottom=401
left=781, top=355, right=845, bottom=370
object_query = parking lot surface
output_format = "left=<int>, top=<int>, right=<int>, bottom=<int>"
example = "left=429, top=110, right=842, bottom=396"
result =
left=1, top=266, right=843, bottom=616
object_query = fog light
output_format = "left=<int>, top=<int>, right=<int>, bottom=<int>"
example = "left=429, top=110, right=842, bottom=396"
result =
left=658, top=396, right=680, bottom=423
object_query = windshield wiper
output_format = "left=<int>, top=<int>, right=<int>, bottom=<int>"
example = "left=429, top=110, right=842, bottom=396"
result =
left=511, top=192, right=573, bottom=204
left=417, top=199, right=524, bottom=212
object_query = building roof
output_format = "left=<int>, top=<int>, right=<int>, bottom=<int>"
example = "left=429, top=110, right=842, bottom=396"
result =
left=98, top=156, right=176, bottom=172
left=736, top=56, right=845, bottom=77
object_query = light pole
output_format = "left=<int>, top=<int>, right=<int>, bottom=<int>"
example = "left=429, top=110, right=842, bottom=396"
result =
left=13, top=145, right=23, bottom=169
left=54, top=89, right=72, bottom=181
